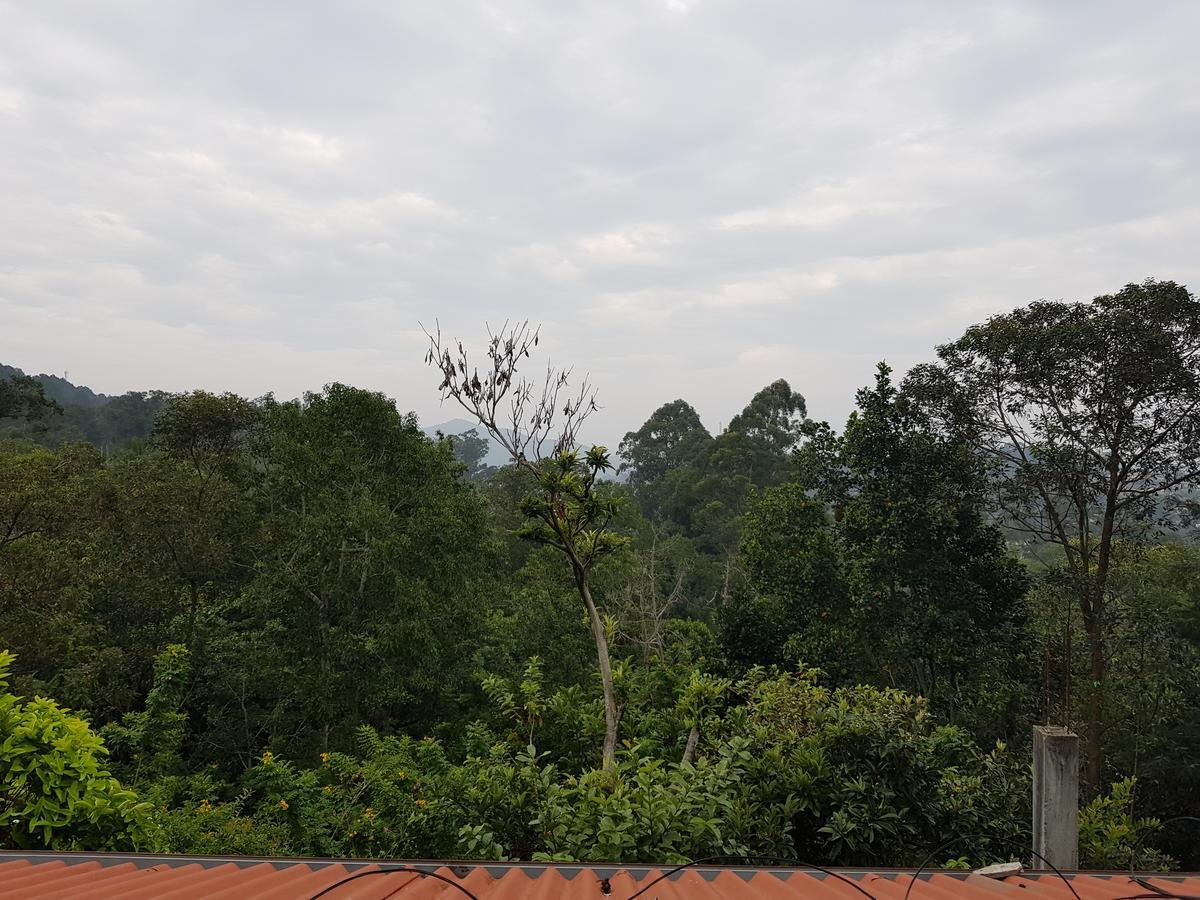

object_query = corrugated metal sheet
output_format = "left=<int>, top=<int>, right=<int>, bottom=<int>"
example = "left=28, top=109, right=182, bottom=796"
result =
left=0, top=853, right=1197, bottom=899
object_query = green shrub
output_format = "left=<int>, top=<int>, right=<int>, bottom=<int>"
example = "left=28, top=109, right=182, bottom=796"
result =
left=157, top=799, right=294, bottom=857
left=103, top=644, right=191, bottom=783
left=0, top=650, right=157, bottom=850
left=149, top=664, right=1033, bottom=865
left=1079, top=778, right=1174, bottom=870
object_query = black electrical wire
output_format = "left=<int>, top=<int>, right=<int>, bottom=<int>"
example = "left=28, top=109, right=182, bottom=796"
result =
left=1111, top=882, right=1200, bottom=900
left=309, top=865, right=481, bottom=899
left=303, top=817, right=1200, bottom=900
left=902, top=834, right=1083, bottom=900
left=1117, top=816, right=1200, bottom=900
left=623, top=854, right=879, bottom=900
left=379, top=874, right=422, bottom=899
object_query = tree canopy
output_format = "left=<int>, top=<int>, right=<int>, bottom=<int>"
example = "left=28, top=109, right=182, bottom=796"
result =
left=2, top=279, right=1199, bottom=868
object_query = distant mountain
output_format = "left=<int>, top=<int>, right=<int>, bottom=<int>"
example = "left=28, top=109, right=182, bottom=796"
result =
left=423, top=417, right=481, bottom=436
left=0, top=364, right=108, bottom=407
left=0, top=364, right=165, bottom=450
left=422, top=417, right=511, bottom=468
left=0, top=366, right=585, bottom=474
left=419, top=417, right=628, bottom=479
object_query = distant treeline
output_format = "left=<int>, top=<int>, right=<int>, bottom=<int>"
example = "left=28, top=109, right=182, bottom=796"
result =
left=0, top=364, right=166, bottom=450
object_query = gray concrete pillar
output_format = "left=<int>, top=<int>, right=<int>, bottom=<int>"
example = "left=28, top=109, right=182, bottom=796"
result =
left=1032, top=725, right=1079, bottom=870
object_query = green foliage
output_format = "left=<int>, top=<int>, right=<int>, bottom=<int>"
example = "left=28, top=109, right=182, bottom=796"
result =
left=0, top=442, right=140, bottom=713
left=152, top=778, right=296, bottom=857
left=1041, top=544, right=1200, bottom=840
left=482, top=657, right=547, bottom=747
left=619, top=381, right=813, bottom=600
left=446, top=428, right=494, bottom=481
left=720, top=484, right=849, bottom=673
left=103, top=644, right=191, bottom=782
left=152, top=390, right=262, bottom=477
left=150, top=665, right=1031, bottom=864
left=618, top=399, right=711, bottom=519
left=8, top=289, right=1200, bottom=868
left=727, top=379, right=809, bottom=459
left=1079, top=778, right=1174, bottom=870
left=723, top=668, right=1029, bottom=865
left=778, top=363, right=1034, bottom=736
left=0, top=371, right=60, bottom=422
left=473, top=548, right=599, bottom=691
left=908, top=279, right=1200, bottom=787
left=676, top=670, right=730, bottom=729
left=157, top=731, right=465, bottom=859
left=201, top=384, right=497, bottom=762
left=161, top=803, right=295, bottom=856
left=526, top=739, right=785, bottom=863
left=0, top=364, right=168, bottom=449
left=516, top=447, right=629, bottom=569
left=0, top=650, right=156, bottom=851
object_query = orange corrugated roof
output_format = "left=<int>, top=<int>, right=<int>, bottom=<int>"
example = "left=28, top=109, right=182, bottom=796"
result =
left=0, top=853, right=1197, bottom=899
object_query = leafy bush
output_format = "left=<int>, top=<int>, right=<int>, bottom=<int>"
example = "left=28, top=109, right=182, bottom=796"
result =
left=156, top=797, right=295, bottom=857
left=103, top=644, right=190, bottom=782
left=720, top=668, right=1030, bottom=865
left=0, top=650, right=157, bottom=850
left=1079, top=778, right=1174, bottom=870
left=529, top=738, right=793, bottom=862
left=152, top=664, right=1032, bottom=865
left=157, top=729, right=466, bottom=859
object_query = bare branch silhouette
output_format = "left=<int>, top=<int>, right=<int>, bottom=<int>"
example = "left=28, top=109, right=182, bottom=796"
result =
left=422, top=319, right=599, bottom=465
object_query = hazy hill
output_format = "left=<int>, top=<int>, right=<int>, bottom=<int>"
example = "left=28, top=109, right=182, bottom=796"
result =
left=0, top=364, right=108, bottom=408
left=0, top=364, right=166, bottom=450
left=1, top=366, right=514, bottom=466
left=421, top=417, right=510, bottom=468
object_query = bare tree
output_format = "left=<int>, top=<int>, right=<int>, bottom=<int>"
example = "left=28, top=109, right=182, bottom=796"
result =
left=424, top=320, right=595, bottom=464
left=423, top=321, right=628, bottom=769
left=612, top=529, right=692, bottom=661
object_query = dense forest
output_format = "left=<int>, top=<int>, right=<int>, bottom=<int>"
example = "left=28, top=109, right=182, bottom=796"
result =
left=1, top=279, right=1198, bottom=868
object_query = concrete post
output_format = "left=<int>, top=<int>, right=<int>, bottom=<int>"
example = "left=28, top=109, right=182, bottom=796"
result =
left=1032, top=725, right=1079, bottom=870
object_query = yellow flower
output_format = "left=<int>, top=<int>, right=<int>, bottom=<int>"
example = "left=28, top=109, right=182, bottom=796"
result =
left=396, top=770, right=406, bottom=780
left=278, top=799, right=289, bottom=810
left=323, top=785, right=333, bottom=795
left=320, top=752, right=330, bottom=764
left=415, top=798, right=427, bottom=807
left=261, top=751, right=274, bottom=765
left=198, top=800, right=212, bottom=813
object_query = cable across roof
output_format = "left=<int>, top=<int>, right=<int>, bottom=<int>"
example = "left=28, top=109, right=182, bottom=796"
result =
left=1, top=852, right=1198, bottom=899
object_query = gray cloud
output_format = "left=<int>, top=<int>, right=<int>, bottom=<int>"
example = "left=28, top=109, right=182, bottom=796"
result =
left=2, top=0, right=1199, bottom=442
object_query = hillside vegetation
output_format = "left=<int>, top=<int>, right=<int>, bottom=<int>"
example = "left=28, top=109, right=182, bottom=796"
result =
left=1, top=279, right=1197, bottom=867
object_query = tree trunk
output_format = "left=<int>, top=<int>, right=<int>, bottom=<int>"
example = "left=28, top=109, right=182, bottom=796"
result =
left=682, top=724, right=700, bottom=765
left=1085, top=625, right=1104, bottom=791
left=306, top=586, right=333, bottom=755
left=575, top=568, right=619, bottom=770
left=186, top=580, right=200, bottom=648
left=1084, top=472, right=1119, bottom=794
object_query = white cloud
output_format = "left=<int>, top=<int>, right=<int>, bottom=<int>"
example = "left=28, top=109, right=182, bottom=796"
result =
left=702, top=271, right=841, bottom=309
left=2, top=0, right=1199, bottom=441
left=578, top=227, right=674, bottom=261
left=277, top=128, right=344, bottom=164
left=0, top=87, right=24, bottom=114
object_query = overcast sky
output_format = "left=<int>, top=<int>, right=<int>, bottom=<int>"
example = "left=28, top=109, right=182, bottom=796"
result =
left=3, top=1, right=1199, bottom=443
